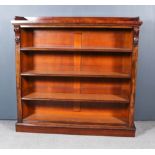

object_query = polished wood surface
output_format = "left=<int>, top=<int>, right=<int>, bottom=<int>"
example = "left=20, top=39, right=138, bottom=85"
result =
left=20, top=52, right=131, bottom=76
left=12, top=17, right=142, bottom=136
left=12, top=16, right=142, bottom=27
left=16, top=123, right=135, bottom=137
left=22, top=92, right=129, bottom=103
left=22, top=100, right=128, bottom=126
left=23, top=111, right=127, bottom=125
left=20, top=47, right=132, bottom=53
left=21, top=70, right=131, bottom=78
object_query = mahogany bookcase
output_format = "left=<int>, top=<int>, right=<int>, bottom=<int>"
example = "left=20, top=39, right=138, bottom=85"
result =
left=12, top=17, right=142, bottom=137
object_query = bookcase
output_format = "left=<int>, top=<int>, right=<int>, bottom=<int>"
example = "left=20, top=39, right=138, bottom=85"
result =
left=12, top=17, right=142, bottom=137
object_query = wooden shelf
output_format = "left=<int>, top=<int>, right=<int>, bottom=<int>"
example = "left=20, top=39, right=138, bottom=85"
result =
left=22, top=92, right=129, bottom=103
left=21, top=70, right=131, bottom=79
left=23, top=108, right=127, bottom=126
left=20, top=47, right=132, bottom=53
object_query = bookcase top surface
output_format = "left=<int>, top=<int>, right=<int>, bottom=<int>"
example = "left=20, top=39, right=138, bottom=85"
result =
left=11, top=16, right=142, bottom=27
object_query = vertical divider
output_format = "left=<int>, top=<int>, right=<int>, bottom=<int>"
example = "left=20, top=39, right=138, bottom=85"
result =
left=73, top=32, right=82, bottom=111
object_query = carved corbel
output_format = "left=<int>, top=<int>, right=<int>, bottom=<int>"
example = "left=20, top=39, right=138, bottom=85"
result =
left=14, top=25, right=20, bottom=44
left=133, top=27, right=139, bottom=46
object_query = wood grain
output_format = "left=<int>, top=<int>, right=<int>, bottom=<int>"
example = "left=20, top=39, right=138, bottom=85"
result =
left=14, top=25, right=22, bottom=123
left=22, top=92, right=129, bottom=103
left=21, top=70, right=131, bottom=78
left=21, top=47, right=132, bottom=53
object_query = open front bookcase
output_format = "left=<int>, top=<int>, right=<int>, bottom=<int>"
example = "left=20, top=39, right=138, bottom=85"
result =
left=12, top=17, right=142, bottom=137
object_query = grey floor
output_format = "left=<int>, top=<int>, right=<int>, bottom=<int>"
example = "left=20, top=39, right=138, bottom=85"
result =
left=0, top=121, right=155, bottom=149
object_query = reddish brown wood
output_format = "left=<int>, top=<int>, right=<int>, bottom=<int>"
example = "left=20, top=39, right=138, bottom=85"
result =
left=12, top=17, right=142, bottom=137
left=20, top=47, right=132, bottom=53
left=12, top=16, right=142, bottom=27
left=22, top=92, right=129, bottom=103
left=20, top=52, right=132, bottom=77
left=129, top=26, right=140, bottom=127
left=16, top=123, right=135, bottom=137
left=14, top=25, right=22, bottom=123
left=21, top=70, right=131, bottom=78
